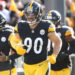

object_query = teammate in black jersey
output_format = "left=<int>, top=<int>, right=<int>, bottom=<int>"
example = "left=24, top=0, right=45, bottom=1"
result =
left=9, top=1, right=62, bottom=75
left=0, top=13, right=16, bottom=75
left=46, top=10, right=75, bottom=75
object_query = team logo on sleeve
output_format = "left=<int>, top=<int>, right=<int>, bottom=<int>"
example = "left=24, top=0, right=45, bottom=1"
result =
left=1, top=37, right=6, bottom=42
left=40, top=29, right=45, bottom=35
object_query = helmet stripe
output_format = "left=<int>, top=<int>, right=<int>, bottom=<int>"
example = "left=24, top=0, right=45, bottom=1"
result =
left=29, top=2, right=33, bottom=11
left=48, top=11, right=51, bottom=16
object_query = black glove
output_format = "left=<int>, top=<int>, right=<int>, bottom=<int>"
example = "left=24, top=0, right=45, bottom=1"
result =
left=56, top=52, right=69, bottom=62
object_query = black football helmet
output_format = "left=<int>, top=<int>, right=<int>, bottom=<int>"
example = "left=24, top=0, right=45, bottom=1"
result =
left=24, top=1, right=42, bottom=26
left=0, top=12, right=6, bottom=28
left=46, top=10, right=61, bottom=27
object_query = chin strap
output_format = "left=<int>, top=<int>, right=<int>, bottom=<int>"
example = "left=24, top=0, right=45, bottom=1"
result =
left=27, top=20, right=37, bottom=26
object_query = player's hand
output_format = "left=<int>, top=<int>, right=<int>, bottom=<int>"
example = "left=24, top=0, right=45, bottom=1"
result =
left=15, top=44, right=27, bottom=55
left=48, top=54, right=57, bottom=64
left=9, top=0, right=18, bottom=12
left=9, top=0, right=24, bottom=17
left=0, top=51, right=6, bottom=62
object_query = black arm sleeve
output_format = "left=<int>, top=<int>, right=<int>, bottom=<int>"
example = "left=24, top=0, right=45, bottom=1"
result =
left=56, top=51, right=69, bottom=62
left=8, top=53, right=21, bottom=60
left=68, top=39, right=75, bottom=55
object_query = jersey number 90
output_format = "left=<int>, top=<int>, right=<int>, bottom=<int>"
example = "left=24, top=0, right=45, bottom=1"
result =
left=24, top=37, right=43, bottom=54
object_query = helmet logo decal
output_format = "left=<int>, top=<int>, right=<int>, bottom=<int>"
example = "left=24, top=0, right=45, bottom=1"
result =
left=1, top=37, right=6, bottom=42
left=48, top=11, right=51, bottom=16
left=40, top=29, right=45, bottom=35
left=29, top=2, right=33, bottom=11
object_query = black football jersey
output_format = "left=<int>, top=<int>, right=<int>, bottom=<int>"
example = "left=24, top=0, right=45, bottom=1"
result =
left=51, top=26, right=73, bottom=70
left=0, top=25, right=14, bottom=71
left=15, top=20, right=55, bottom=64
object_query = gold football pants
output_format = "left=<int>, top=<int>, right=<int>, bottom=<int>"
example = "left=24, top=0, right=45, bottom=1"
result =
left=50, top=68, right=71, bottom=75
left=24, top=60, right=49, bottom=75
left=0, top=68, right=16, bottom=75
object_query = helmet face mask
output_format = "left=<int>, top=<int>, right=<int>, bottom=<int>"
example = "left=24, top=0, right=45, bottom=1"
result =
left=24, top=1, right=42, bottom=26
left=25, top=13, right=37, bottom=25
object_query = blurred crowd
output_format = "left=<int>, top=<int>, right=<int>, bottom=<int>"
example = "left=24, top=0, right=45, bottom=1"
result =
left=66, top=0, right=75, bottom=35
left=0, top=0, right=45, bottom=27
left=0, top=0, right=75, bottom=33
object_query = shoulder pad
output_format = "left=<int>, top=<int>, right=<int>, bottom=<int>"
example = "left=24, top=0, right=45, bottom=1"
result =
left=48, top=22, right=55, bottom=32
left=14, top=21, right=28, bottom=32
left=62, top=26, right=74, bottom=36
left=41, top=20, right=55, bottom=32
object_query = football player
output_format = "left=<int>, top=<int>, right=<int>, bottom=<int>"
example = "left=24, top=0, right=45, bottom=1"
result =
left=0, top=12, right=16, bottom=75
left=46, top=10, right=75, bottom=75
left=9, top=1, right=62, bottom=75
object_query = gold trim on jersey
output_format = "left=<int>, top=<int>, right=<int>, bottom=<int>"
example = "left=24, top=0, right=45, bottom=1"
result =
left=65, top=32, right=72, bottom=36
left=48, top=11, right=51, bottom=16
left=14, top=25, right=18, bottom=32
left=8, top=33, right=13, bottom=40
left=48, top=27, right=55, bottom=32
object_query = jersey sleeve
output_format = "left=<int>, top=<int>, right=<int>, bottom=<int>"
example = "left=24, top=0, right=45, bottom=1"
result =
left=48, top=23, right=56, bottom=32
left=14, top=21, right=24, bottom=33
left=65, top=27, right=74, bottom=36
left=9, top=33, right=26, bottom=55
